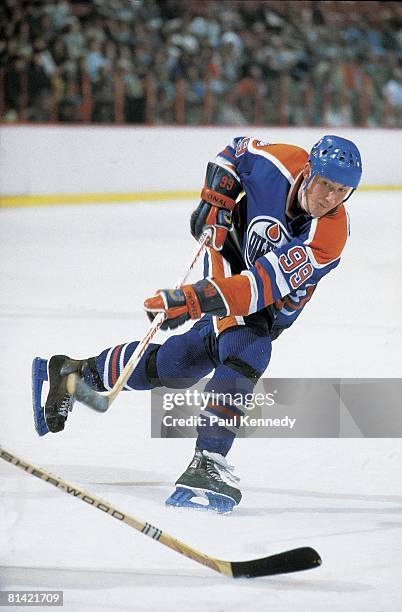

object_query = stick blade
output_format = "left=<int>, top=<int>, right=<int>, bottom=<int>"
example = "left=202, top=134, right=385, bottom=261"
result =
left=230, top=546, right=321, bottom=578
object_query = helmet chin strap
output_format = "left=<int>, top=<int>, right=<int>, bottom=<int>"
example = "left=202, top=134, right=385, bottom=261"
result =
left=300, top=173, right=313, bottom=215
left=342, top=187, right=355, bottom=203
left=300, top=188, right=309, bottom=214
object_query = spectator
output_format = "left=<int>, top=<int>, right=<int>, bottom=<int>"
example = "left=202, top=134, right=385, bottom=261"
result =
left=384, top=66, right=402, bottom=126
left=122, top=65, right=146, bottom=124
left=85, top=39, right=107, bottom=83
left=4, top=56, right=26, bottom=117
left=64, top=19, right=86, bottom=60
left=32, top=37, right=57, bottom=77
left=28, top=51, right=52, bottom=106
left=91, top=64, right=115, bottom=122
left=45, top=0, right=72, bottom=31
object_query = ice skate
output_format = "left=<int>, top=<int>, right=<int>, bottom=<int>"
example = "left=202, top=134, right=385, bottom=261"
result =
left=165, top=448, right=242, bottom=514
left=32, top=354, right=103, bottom=435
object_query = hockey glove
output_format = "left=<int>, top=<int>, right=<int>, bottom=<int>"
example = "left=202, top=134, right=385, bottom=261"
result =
left=144, top=280, right=227, bottom=330
left=190, top=162, right=242, bottom=251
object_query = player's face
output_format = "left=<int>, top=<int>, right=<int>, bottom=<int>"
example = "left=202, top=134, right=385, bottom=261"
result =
left=304, top=174, right=351, bottom=217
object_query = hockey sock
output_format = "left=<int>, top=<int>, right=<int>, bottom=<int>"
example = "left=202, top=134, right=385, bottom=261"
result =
left=196, top=327, right=272, bottom=456
left=94, top=328, right=215, bottom=391
left=95, top=342, right=161, bottom=391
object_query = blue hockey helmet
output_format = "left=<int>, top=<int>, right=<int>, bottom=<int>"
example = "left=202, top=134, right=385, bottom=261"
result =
left=307, top=135, right=362, bottom=193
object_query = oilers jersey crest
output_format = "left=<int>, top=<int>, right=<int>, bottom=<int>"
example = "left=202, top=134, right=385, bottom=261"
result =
left=245, top=216, right=291, bottom=267
left=204, top=136, right=350, bottom=336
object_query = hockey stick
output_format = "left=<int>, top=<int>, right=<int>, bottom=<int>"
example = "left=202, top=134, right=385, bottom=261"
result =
left=0, top=446, right=321, bottom=578
left=66, top=233, right=210, bottom=413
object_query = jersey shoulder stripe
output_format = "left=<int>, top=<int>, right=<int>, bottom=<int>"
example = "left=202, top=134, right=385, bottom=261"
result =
left=249, top=140, right=309, bottom=181
left=305, top=204, right=349, bottom=267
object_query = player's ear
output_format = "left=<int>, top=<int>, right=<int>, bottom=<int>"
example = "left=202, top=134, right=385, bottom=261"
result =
left=302, top=163, right=311, bottom=180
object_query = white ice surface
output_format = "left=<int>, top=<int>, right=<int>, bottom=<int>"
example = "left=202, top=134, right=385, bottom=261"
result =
left=1, top=193, right=402, bottom=611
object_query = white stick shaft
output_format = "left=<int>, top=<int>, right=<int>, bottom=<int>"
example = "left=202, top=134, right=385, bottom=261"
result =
left=107, top=233, right=209, bottom=401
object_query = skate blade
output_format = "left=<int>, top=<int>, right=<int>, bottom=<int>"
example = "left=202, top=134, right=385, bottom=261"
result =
left=165, top=486, right=236, bottom=514
left=32, top=357, right=49, bottom=436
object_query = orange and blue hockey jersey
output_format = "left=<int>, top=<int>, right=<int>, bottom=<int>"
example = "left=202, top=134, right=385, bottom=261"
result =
left=203, top=136, right=350, bottom=336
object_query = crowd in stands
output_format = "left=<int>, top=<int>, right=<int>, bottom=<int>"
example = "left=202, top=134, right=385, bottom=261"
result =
left=1, top=0, right=401, bottom=126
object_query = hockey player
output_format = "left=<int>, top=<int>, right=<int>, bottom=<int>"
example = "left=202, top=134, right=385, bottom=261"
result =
left=33, top=134, right=362, bottom=513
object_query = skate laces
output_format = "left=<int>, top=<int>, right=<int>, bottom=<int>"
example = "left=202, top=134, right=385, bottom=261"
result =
left=203, top=451, right=240, bottom=485
left=58, top=394, right=74, bottom=417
